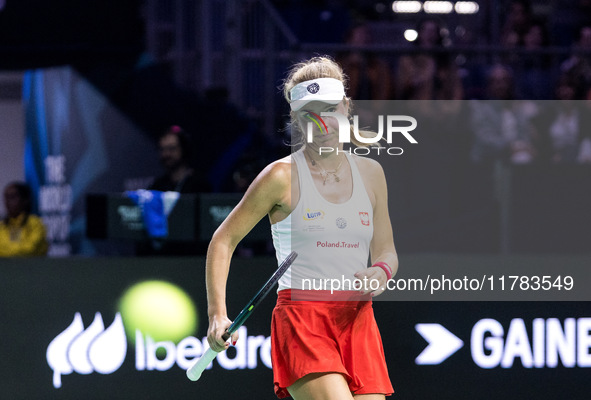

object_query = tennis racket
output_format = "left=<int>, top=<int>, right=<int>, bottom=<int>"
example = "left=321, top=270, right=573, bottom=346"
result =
left=186, top=251, right=298, bottom=381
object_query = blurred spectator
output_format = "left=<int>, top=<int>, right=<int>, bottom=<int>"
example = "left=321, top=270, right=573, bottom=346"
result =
left=542, top=75, right=591, bottom=163
left=136, top=125, right=212, bottom=256
left=552, top=75, right=589, bottom=163
left=514, top=19, right=554, bottom=99
left=0, top=182, right=48, bottom=257
left=523, top=19, right=550, bottom=52
left=560, top=23, right=591, bottom=92
left=470, top=64, right=539, bottom=164
left=396, top=17, right=464, bottom=101
left=501, top=0, right=534, bottom=49
left=149, top=125, right=212, bottom=193
left=336, top=23, right=393, bottom=100
left=532, top=75, right=589, bottom=163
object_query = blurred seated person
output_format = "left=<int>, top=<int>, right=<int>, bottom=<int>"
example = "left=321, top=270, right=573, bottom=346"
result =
left=336, top=23, right=393, bottom=100
left=149, top=125, right=212, bottom=193
left=137, top=126, right=211, bottom=256
left=397, top=17, right=464, bottom=101
left=470, top=64, right=539, bottom=164
left=561, top=24, right=591, bottom=91
left=514, top=19, right=553, bottom=100
left=0, top=182, right=48, bottom=257
left=534, top=75, right=591, bottom=163
left=500, top=0, right=533, bottom=49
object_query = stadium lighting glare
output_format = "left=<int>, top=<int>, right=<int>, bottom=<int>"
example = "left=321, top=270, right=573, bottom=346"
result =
left=404, top=29, right=419, bottom=42
left=423, top=1, right=453, bottom=13
left=392, top=0, right=479, bottom=15
left=455, top=1, right=479, bottom=14
left=392, top=1, right=422, bottom=13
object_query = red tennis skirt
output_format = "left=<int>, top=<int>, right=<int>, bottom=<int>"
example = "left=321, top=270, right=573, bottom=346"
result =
left=271, top=289, right=394, bottom=398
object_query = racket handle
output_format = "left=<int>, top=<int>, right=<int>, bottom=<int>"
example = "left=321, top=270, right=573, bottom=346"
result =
left=186, top=347, right=219, bottom=381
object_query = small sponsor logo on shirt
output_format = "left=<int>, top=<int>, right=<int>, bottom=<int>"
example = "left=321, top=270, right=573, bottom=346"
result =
left=359, top=212, right=370, bottom=226
left=317, top=241, right=360, bottom=248
left=303, top=209, right=325, bottom=221
left=303, top=225, right=325, bottom=233
left=336, top=217, right=347, bottom=229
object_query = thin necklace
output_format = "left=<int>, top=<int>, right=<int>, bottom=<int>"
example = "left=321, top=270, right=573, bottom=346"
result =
left=307, top=152, right=345, bottom=185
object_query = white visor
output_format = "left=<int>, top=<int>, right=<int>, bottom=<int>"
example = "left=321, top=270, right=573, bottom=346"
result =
left=289, top=78, right=345, bottom=111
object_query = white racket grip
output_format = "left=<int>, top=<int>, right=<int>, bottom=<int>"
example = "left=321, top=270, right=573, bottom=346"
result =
left=186, top=346, right=219, bottom=381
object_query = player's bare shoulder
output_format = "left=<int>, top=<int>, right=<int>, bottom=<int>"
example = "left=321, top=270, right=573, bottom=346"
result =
left=352, top=154, right=385, bottom=182
left=257, top=156, right=294, bottom=221
left=261, top=155, right=292, bottom=188
left=351, top=154, right=386, bottom=206
left=246, top=155, right=293, bottom=209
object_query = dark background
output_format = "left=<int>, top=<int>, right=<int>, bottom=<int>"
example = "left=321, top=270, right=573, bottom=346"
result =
left=1, top=1, right=591, bottom=398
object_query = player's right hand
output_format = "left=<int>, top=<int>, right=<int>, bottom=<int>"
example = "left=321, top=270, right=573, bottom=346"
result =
left=207, top=314, right=239, bottom=352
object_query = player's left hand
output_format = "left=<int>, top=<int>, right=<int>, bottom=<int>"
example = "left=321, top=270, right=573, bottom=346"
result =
left=354, top=266, right=389, bottom=297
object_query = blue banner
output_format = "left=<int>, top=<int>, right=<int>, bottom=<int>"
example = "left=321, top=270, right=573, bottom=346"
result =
left=23, top=67, right=162, bottom=256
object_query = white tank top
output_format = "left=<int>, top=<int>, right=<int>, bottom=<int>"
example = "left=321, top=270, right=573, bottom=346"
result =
left=272, top=149, right=374, bottom=291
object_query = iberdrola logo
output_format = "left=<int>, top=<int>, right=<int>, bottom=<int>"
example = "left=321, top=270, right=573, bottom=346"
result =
left=303, top=209, right=325, bottom=221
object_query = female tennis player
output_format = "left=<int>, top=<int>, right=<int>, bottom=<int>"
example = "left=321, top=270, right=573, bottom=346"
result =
left=206, top=56, right=398, bottom=399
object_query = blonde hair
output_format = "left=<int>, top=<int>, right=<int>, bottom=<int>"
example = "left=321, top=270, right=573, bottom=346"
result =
left=282, top=56, right=347, bottom=103
left=282, top=56, right=374, bottom=147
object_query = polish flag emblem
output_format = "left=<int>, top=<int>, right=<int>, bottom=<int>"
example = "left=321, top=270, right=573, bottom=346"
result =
left=359, top=212, right=370, bottom=226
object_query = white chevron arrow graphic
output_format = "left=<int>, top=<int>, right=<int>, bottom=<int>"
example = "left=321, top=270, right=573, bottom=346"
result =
left=415, top=323, right=464, bottom=365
